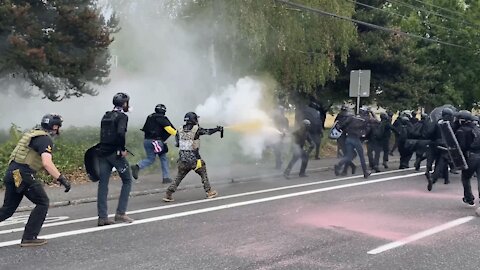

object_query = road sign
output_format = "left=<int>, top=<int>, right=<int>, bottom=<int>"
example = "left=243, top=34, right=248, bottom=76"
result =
left=349, top=70, right=371, bottom=97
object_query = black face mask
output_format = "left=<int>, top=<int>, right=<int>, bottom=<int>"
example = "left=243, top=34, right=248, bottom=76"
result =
left=123, top=102, right=130, bottom=112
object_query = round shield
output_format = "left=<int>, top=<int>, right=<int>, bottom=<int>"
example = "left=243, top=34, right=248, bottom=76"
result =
left=429, top=104, right=457, bottom=123
left=84, top=144, right=101, bottom=182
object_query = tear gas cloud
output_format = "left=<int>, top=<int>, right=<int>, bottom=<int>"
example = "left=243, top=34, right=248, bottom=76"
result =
left=0, top=1, right=282, bottom=161
left=196, top=77, right=282, bottom=158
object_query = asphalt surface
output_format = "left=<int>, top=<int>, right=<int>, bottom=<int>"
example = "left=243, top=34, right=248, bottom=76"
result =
left=1, top=163, right=480, bottom=270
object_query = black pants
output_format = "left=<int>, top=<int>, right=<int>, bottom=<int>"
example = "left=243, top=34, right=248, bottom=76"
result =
left=310, top=131, right=322, bottom=159
left=381, top=136, right=390, bottom=163
left=367, top=140, right=382, bottom=169
left=0, top=170, right=49, bottom=240
left=461, top=152, right=480, bottom=203
left=337, top=134, right=346, bottom=158
left=285, top=144, right=309, bottom=175
left=398, top=140, right=413, bottom=169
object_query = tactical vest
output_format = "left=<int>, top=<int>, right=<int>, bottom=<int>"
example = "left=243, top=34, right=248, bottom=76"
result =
left=9, top=129, right=50, bottom=172
left=178, top=125, right=200, bottom=151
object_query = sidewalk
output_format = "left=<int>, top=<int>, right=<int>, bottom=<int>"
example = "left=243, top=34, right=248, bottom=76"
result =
left=2, top=156, right=400, bottom=212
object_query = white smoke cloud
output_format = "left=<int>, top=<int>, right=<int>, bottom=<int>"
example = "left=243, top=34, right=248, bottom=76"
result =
left=195, top=77, right=281, bottom=158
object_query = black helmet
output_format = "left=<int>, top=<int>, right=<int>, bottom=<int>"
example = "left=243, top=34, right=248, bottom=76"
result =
left=113, top=92, right=130, bottom=107
left=41, top=113, right=63, bottom=130
left=457, top=110, right=472, bottom=122
left=359, top=106, right=369, bottom=116
left=155, top=104, right=167, bottom=114
left=184, top=112, right=199, bottom=124
left=441, top=107, right=454, bottom=118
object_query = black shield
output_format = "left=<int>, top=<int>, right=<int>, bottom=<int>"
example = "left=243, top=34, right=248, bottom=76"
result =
left=84, top=144, right=101, bottom=182
left=438, top=121, right=468, bottom=170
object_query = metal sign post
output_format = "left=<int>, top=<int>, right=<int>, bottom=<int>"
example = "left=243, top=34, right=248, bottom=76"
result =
left=349, top=70, right=371, bottom=114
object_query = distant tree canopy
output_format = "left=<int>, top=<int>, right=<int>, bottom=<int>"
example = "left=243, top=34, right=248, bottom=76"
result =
left=0, top=0, right=119, bottom=101
left=169, top=0, right=480, bottom=111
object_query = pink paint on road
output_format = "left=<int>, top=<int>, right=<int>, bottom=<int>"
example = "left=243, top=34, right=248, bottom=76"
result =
left=294, top=207, right=440, bottom=241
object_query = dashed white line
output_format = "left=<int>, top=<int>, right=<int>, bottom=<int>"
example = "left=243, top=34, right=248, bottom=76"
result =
left=367, top=216, right=475, bottom=255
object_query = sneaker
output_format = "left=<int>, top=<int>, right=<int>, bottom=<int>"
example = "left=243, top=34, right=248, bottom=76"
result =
left=462, top=198, right=475, bottom=208
left=20, top=238, right=47, bottom=247
left=363, top=171, right=371, bottom=179
left=162, top=192, right=175, bottom=202
left=373, top=166, right=381, bottom=173
left=131, top=164, right=139, bottom=180
left=206, top=190, right=218, bottom=199
left=298, top=173, right=308, bottom=178
left=98, top=218, right=115, bottom=226
left=115, top=214, right=134, bottom=223
left=162, top=178, right=172, bottom=184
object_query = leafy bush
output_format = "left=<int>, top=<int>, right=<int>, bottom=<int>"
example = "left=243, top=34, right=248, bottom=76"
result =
left=0, top=124, right=337, bottom=188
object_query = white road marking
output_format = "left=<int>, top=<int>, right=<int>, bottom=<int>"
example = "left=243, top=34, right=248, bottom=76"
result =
left=0, top=167, right=418, bottom=235
left=367, top=216, right=475, bottom=255
left=0, top=171, right=424, bottom=248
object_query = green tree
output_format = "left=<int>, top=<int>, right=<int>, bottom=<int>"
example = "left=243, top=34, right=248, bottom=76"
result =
left=389, top=0, right=480, bottom=110
left=0, top=0, right=119, bottom=101
left=168, top=0, right=357, bottom=100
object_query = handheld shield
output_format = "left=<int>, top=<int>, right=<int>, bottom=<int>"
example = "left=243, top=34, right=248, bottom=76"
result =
left=84, top=144, right=101, bottom=182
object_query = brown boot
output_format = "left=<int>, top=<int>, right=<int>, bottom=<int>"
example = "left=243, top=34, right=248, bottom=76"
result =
left=98, top=218, right=115, bottom=226
left=20, top=238, right=47, bottom=247
left=115, top=214, right=134, bottom=223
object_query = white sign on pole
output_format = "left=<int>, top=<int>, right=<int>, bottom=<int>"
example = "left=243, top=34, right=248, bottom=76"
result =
left=349, top=70, right=371, bottom=97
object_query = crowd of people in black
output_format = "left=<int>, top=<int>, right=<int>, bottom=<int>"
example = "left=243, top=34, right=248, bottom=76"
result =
left=274, top=102, right=480, bottom=212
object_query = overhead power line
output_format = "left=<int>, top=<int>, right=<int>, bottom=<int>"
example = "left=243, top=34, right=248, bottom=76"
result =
left=387, top=0, right=477, bottom=28
left=274, top=0, right=468, bottom=49
left=348, top=0, right=463, bottom=35
left=410, top=0, right=464, bottom=17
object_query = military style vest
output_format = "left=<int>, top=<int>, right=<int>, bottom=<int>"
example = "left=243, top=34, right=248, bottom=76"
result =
left=178, top=125, right=200, bottom=151
left=9, top=129, right=50, bottom=172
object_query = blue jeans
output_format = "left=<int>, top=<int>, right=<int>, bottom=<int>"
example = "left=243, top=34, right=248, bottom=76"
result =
left=338, top=136, right=368, bottom=175
left=97, top=153, right=132, bottom=218
left=138, top=139, right=170, bottom=179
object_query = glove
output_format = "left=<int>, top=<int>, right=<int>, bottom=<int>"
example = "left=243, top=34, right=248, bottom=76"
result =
left=57, top=174, right=71, bottom=193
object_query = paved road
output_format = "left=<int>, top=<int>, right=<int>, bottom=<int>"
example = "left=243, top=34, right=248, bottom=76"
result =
left=0, top=167, right=479, bottom=270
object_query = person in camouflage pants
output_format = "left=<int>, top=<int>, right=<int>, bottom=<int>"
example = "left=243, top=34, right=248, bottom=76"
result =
left=163, top=112, right=223, bottom=202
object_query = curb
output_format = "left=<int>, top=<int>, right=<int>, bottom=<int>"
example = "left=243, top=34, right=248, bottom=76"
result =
left=16, top=159, right=400, bottom=212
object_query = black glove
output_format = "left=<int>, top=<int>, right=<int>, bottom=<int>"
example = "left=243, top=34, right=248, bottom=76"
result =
left=57, top=174, right=71, bottom=193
